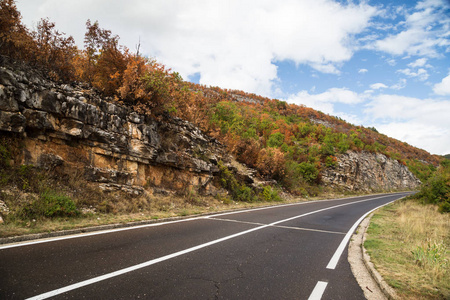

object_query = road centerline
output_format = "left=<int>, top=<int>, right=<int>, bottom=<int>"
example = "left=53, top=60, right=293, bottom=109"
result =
left=208, top=217, right=346, bottom=235
left=25, top=194, right=394, bottom=300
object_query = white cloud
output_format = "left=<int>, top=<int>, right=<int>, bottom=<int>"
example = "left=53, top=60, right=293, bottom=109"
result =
left=433, top=74, right=450, bottom=95
left=386, top=58, right=397, bottom=66
left=358, top=68, right=368, bottom=74
left=310, top=63, right=341, bottom=75
left=397, top=68, right=429, bottom=81
left=365, top=94, right=450, bottom=154
left=288, top=87, right=364, bottom=105
left=370, top=83, right=388, bottom=90
left=371, top=0, right=450, bottom=58
left=365, top=94, right=450, bottom=123
left=390, top=78, right=407, bottom=90
left=407, top=57, right=428, bottom=68
left=375, top=122, right=449, bottom=155
left=16, top=0, right=378, bottom=96
left=285, top=87, right=364, bottom=123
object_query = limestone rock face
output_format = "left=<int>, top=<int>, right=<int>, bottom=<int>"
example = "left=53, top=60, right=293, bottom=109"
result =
left=321, top=151, right=421, bottom=191
left=0, top=59, right=226, bottom=194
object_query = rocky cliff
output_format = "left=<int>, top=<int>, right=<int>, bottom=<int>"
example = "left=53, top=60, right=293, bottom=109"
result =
left=0, top=58, right=421, bottom=195
left=321, top=151, right=421, bottom=192
left=0, top=58, right=227, bottom=195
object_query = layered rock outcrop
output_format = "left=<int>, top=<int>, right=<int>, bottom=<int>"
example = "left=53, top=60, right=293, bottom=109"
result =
left=0, top=58, right=226, bottom=195
left=321, top=151, right=421, bottom=191
left=0, top=57, right=421, bottom=195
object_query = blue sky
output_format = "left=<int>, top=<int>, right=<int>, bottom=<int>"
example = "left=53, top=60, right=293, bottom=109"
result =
left=16, top=0, right=450, bottom=155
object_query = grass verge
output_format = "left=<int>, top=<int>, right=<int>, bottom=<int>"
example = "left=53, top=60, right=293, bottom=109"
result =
left=365, top=198, right=449, bottom=299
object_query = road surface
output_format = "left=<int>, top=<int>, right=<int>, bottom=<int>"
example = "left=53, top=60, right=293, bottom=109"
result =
left=0, top=192, right=410, bottom=299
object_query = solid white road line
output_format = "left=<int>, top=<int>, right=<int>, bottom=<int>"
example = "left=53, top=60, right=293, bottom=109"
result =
left=25, top=195, right=393, bottom=300
left=326, top=199, right=397, bottom=269
left=0, top=216, right=207, bottom=250
left=308, top=281, right=328, bottom=300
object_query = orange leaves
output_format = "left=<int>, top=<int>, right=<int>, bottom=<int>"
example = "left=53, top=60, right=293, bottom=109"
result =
left=81, top=20, right=128, bottom=95
left=256, top=148, right=286, bottom=179
left=117, top=54, right=147, bottom=101
left=33, top=18, right=77, bottom=81
left=1, top=1, right=77, bottom=81
left=232, top=137, right=262, bottom=168
left=0, top=0, right=37, bottom=62
left=0, top=1, right=25, bottom=47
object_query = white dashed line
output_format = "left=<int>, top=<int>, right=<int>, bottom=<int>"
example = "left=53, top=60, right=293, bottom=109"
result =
left=308, top=281, right=328, bottom=300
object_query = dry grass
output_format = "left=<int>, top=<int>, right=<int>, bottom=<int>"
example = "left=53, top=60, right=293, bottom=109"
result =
left=365, top=199, right=450, bottom=299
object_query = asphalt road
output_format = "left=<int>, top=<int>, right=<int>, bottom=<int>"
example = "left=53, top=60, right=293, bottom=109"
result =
left=0, top=192, right=411, bottom=299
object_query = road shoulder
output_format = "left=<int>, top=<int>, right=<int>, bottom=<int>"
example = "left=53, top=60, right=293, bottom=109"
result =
left=348, top=213, right=397, bottom=300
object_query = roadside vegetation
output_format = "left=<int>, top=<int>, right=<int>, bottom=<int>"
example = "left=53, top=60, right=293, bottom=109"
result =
left=365, top=199, right=449, bottom=299
left=364, top=160, right=449, bottom=298
left=413, top=159, right=450, bottom=213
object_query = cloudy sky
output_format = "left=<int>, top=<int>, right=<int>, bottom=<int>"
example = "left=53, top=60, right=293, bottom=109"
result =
left=16, top=0, right=450, bottom=155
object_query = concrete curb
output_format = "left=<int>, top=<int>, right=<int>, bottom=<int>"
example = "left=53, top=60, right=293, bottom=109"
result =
left=348, top=213, right=398, bottom=300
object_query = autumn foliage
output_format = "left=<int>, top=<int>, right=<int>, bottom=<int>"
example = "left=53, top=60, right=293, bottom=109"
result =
left=0, top=0, right=442, bottom=195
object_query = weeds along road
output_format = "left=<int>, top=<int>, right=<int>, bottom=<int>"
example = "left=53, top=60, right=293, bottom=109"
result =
left=0, top=192, right=412, bottom=300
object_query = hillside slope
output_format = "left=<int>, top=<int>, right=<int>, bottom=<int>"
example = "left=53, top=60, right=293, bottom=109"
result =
left=0, top=57, right=423, bottom=197
left=0, top=0, right=441, bottom=202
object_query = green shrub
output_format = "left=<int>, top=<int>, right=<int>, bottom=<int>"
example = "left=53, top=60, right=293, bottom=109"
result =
left=288, top=161, right=319, bottom=183
left=218, top=161, right=257, bottom=202
left=411, top=241, right=448, bottom=268
left=337, top=139, right=350, bottom=153
left=267, top=132, right=285, bottom=148
left=18, top=164, right=35, bottom=191
left=406, top=159, right=436, bottom=182
left=0, top=143, right=11, bottom=169
left=261, top=186, right=282, bottom=202
left=18, top=190, right=79, bottom=219
left=325, top=155, right=337, bottom=168
left=415, top=160, right=450, bottom=213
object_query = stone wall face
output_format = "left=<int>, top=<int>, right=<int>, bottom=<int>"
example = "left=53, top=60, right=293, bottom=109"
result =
left=321, top=151, right=421, bottom=192
left=0, top=60, right=225, bottom=194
